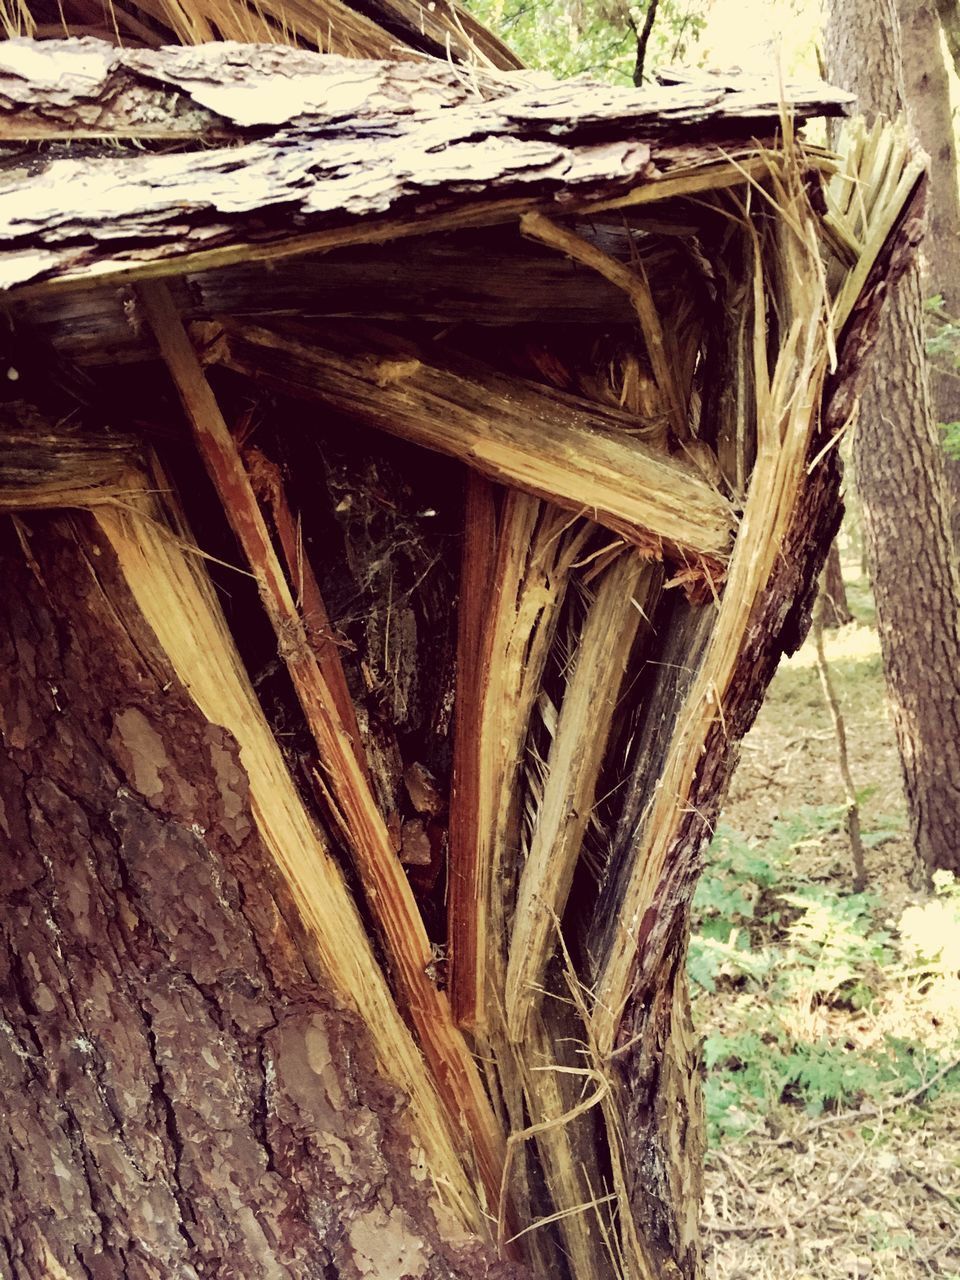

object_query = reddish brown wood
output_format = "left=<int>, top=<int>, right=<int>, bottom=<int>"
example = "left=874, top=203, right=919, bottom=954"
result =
left=448, top=472, right=498, bottom=1028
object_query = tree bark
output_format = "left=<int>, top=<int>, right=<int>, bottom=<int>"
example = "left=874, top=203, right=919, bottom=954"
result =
left=820, top=540, right=853, bottom=627
left=936, top=0, right=960, bottom=74
left=827, top=0, right=960, bottom=874
left=897, top=0, right=960, bottom=526
left=0, top=511, right=516, bottom=1280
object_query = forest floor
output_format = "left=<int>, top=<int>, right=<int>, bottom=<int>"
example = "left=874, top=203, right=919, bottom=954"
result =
left=697, top=565, right=960, bottom=1280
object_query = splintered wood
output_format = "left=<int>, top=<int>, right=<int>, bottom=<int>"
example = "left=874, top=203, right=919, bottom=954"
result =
left=137, top=280, right=508, bottom=1217
left=504, top=552, right=652, bottom=1044
left=11, top=0, right=522, bottom=70
left=0, top=37, right=924, bottom=1280
left=203, top=318, right=733, bottom=572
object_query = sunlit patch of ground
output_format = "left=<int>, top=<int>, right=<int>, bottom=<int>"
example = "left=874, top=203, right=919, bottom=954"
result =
left=783, top=621, right=881, bottom=670
left=700, top=565, right=960, bottom=1280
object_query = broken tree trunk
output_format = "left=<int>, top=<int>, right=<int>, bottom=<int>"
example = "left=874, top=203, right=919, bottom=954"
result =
left=0, top=38, right=924, bottom=1280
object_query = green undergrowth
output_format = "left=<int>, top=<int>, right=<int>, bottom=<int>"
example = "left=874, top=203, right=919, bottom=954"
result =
left=689, top=809, right=960, bottom=1144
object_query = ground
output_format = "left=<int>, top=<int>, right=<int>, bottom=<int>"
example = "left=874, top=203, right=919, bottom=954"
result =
left=698, top=560, right=960, bottom=1279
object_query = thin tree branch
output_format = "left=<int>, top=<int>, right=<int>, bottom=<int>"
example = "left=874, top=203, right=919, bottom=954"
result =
left=813, top=585, right=867, bottom=892
left=633, top=0, right=660, bottom=85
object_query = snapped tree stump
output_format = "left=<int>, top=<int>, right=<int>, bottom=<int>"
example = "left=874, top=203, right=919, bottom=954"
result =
left=0, top=38, right=923, bottom=1280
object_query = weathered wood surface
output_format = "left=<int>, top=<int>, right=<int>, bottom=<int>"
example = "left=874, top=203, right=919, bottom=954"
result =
left=0, top=40, right=851, bottom=294
left=200, top=316, right=734, bottom=567
left=17, top=229, right=687, bottom=363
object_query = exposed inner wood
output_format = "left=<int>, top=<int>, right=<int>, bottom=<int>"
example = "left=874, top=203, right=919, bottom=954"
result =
left=447, top=471, right=498, bottom=1030
left=591, top=136, right=925, bottom=1061
left=504, top=553, right=653, bottom=1043
left=200, top=317, right=734, bottom=572
left=521, top=212, right=691, bottom=443
left=243, top=442, right=372, bottom=785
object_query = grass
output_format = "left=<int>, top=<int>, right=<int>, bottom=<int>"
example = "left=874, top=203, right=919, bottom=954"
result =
left=690, top=815, right=960, bottom=1144
left=695, top=553, right=960, bottom=1279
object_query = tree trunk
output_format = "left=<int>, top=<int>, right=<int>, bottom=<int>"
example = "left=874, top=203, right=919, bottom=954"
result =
left=820, top=540, right=853, bottom=627
left=0, top=511, right=515, bottom=1280
left=827, top=0, right=960, bottom=876
left=897, top=0, right=960, bottom=527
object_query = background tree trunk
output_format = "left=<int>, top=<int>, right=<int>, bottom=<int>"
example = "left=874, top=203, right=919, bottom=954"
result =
left=820, top=540, right=854, bottom=627
left=897, top=0, right=960, bottom=527
left=0, top=511, right=515, bottom=1280
left=935, top=0, right=960, bottom=77
left=827, top=0, right=960, bottom=875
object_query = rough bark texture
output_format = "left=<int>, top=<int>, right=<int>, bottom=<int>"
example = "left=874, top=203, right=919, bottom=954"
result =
left=0, top=40, right=849, bottom=295
left=827, top=0, right=960, bottom=874
left=937, top=0, right=960, bottom=73
left=897, top=0, right=960, bottom=523
left=0, top=511, right=520, bottom=1280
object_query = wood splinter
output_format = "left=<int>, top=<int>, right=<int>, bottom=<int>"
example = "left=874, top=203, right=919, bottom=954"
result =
left=202, top=316, right=736, bottom=573
left=136, top=279, right=509, bottom=1225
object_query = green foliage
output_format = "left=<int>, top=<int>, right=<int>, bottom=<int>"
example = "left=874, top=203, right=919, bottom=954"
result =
left=461, top=0, right=706, bottom=85
left=938, top=423, right=960, bottom=460
left=690, top=812, right=960, bottom=1145
left=777, top=887, right=893, bottom=1007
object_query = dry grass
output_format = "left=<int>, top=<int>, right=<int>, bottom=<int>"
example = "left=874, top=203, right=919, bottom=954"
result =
left=704, top=1091, right=960, bottom=1280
